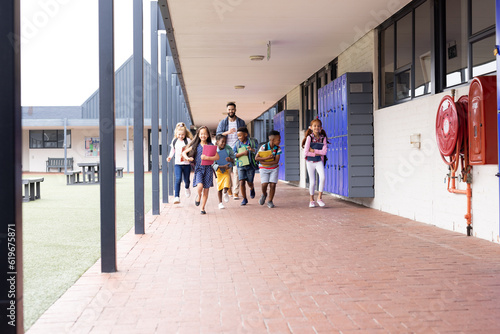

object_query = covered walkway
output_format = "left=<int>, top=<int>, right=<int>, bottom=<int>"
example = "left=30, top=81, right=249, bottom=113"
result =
left=28, top=176, right=500, bottom=333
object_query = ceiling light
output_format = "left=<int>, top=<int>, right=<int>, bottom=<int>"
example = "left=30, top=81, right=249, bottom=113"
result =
left=249, top=55, right=265, bottom=61
left=234, top=85, right=245, bottom=89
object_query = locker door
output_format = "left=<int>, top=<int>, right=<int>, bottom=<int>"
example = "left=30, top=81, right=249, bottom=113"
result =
left=333, top=79, right=339, bottom=137
left=327, top=82, right=333, bottom=140
left=339, top=137, right=344, bottom=195
left=327, top=139, right=333, bottom=193
left=341, top=74, right=348, bottom=136
left=333, top=137, right=339, bottom=194
left=318, top=87, right=323, bottom=120
left=342, top=136, right=348, bottom=196
left=321, top=87, right=326, bottom=120
left=280, top=113, right=285, bottom=181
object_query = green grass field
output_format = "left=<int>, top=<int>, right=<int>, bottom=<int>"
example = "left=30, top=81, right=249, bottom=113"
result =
left=22, top=172, right=154, bottom=330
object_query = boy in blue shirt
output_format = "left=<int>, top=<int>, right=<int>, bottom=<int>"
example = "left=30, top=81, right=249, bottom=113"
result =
left=233, top=127, right=257, bottom=206
left=255, top=130, right=282, bottom=208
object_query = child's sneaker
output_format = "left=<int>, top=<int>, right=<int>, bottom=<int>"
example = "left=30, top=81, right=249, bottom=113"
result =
left=259, top=194, right=267, bottom=205
left=174, top=197, right=180, bottom=204
left=218, top=203, right=225, bottom=210
left=250, top=188, right=255, bottom=199
left=267, top=201, right=275, bottom=208
left=240, top=198, right=248, bottom=206
left=309, top=201, right=316, bottom=208
left=223, top=192, right=229, bottom=203
left=185, top=188, right=191, bottom=198
left=317, top=199, right=325, bottom=207
left=233, top=193, right=240, bottom=200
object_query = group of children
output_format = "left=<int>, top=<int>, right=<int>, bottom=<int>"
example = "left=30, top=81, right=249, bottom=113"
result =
left=167, top=118, right=328, bottom=214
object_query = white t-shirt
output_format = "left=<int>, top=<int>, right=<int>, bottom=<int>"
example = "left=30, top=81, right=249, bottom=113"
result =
left=167, top=137, right=192, bottom=165
left=227, top=120, right=238, bottom=148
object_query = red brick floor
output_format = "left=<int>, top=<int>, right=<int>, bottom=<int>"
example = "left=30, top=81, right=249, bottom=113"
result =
left=27, top=175, right=500, bottom=333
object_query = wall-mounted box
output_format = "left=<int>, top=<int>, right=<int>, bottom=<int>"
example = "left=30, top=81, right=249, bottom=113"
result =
left=468, top=76, right=498, bottom=165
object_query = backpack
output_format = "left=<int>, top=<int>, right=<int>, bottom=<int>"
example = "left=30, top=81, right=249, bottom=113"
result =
left=234, top=138, right=259, bottom=170
left=172, top=138, right=188, bottom=146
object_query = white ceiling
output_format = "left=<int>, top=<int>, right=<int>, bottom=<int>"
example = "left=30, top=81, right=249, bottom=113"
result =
left=160, top=0, right=411, bottom=130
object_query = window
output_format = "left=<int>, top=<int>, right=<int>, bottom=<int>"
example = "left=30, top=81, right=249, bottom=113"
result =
left=29, top=130, right=71, bottom=148
left=379, top=0, right=495, bottom=107
left=414, top=0, right=431, bottom=96
left=381, top=25, right=395, bottom=106
left=445, top=0, right=468, bottom=87
left=472, top=35, right=496, bottom=77
left=302, top=78, right=317, bottom=130
left=471, top=0, right=495, bottom=35
left=380, top=0, right=431, bottom=107
left=277, top=97, right=287, bottom=112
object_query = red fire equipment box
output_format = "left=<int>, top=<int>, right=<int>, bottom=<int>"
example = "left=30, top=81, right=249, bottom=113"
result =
left=468, top=76, right=498, bottom=165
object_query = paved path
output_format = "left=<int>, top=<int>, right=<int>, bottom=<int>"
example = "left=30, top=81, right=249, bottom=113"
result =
left=27, top=175, right=500, bottom=333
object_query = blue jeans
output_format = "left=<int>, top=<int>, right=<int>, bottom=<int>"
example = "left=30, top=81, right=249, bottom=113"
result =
left=174, top=164, right=191, bottom=197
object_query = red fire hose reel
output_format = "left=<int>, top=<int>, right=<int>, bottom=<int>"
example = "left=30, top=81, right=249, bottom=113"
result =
left=436, top=93, right=472, bottom=236
left=435, top=95, right=468, bottom=170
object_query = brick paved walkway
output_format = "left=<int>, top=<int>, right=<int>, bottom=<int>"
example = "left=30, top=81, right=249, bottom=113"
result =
left=27, top=175, right=500, bottom=333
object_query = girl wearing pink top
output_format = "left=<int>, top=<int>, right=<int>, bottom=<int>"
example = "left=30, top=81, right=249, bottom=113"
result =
left=302, top=119, right=328, bottom=207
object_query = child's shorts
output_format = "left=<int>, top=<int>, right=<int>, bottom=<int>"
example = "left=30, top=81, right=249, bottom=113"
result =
left=259, top=167, right=279, bottom=184
left=237, top=166, right=255, bottom=183
left=216, top=169, right=231, bottom=191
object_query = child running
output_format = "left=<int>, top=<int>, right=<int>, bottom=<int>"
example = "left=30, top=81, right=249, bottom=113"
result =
left=255, top=130, right=282, bottom=208
left=302, top=119, right=328, bottom=207
left=233, top=127, right=258, bottom=206
left=213, top=134, right=235, bottom=209
left=166, top=122, right=194, bottom=204
left=182, top=126, right=219, bottom=214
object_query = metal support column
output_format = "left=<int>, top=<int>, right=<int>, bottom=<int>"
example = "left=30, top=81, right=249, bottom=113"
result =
left=160, top=31, right=169, bottom=203
left=167, top=59, right=174, bottom=196
left=64, top=118, right=68, bottom=174
left=98, top=0, right=117, bottom=272
left=0, top=0, right=23, bottom=332
left=133, top=0, right=145, bottom=234
left=151, top=1, right=160, bottom=214
left=126, top=118, right=130, bottom=173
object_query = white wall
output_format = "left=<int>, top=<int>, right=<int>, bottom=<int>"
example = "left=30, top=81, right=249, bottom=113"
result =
left=342, top=31, right=499, bottom=242
left=292, top=29, right=500, bottom=243
left=23, top=128, right=148, bottom=173
left=359, top=89, right=499, bottom=242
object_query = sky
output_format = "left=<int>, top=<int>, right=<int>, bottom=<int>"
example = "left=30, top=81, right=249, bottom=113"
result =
left=21, top=0, right=153, bottom=106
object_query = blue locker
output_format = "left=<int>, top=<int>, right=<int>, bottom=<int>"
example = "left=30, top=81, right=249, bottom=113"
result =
left=327, top=137, right=333, bottom=193
left=273, top=110, right=299, bottom=182
left=314, top=73, right=374, bottom=198
left=318, top=87, right=324, bottom=119
left=336, top=137, right=344, bottom=195
left=327, top=82, right=334, bottom=138
left=333, top=79, right=339, bottom=137
left=337, top=77, right=343, bottom=137
left=279, top=144, right=285, bottom=180
left=341, top=74, right=348, bottom=136
left=342, top=136, right=348, bottom=196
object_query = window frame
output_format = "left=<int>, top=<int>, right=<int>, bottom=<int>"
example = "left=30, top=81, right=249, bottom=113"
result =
left=29, top=130, right=72, bottom=149
left=378, top=0, right=495, bottom=108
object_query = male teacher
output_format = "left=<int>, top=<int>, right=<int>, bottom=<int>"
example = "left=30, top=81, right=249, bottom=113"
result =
left=216, top=102, right=246, bottom=200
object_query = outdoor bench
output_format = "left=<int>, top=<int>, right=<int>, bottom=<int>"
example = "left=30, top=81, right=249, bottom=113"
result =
left=22, top=178, right=44, bottom=202
left=65, top=171, right=82, bottom=185
left=46, top=157, right=73, bottom=172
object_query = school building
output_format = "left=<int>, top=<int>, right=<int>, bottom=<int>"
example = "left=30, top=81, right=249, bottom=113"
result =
left=21, top=0, right=500, bottom=243
left=4, top=0, right=500, bottom=332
